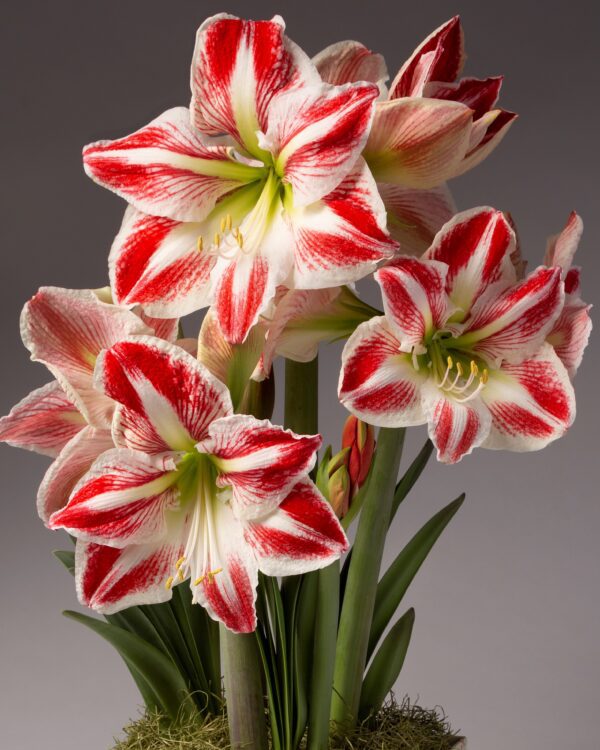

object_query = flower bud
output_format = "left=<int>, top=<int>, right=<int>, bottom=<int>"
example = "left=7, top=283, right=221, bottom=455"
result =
left=327, top=451, right=351, bottom=519
left=341, top=415, right=375, bottom=496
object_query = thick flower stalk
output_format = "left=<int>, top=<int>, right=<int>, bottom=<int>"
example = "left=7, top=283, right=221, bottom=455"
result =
left=48, top=336, right=348, bottom=631
left=83, top=14, right=397, bottom=344
left=339, top=207, right=586, bottom=463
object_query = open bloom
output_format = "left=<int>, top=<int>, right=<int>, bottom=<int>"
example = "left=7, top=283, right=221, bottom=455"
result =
left=0, top=287, right=170, bottom=521
left=339, top=207, right=578, bottom=463
left=83, top=14, right=397, bottom=344
left=49, top=337, right=347, bottom=632
left=314, top=16, right=516, bottom=254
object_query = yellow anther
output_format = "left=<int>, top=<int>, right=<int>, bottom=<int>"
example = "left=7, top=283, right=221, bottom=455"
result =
left=197, top=236, right=204, bottom=253
left=194, top=576, right=204, bottom=586
left=481, top=369, right=489, bottom=385
left=176, top=556, right=186, bottom=569
left=165, top=576, right=174, bottom=591
left=177, top=569, right=185, bottom=582
left=220, top=216, right=227, bottom=233
left=214, top=232, right=221, bottom=247
left=236, top=232, right=244, bottom=249
left=225, top=214, right=233, bottom=232
left=447, top=355, right=453, bottom=370
left=456, top=362, right=464, bottom=377
left=470, top=360, right=479, bottom=376
left=194, top=568, right=223, bottom=586
left=233, top=227, right=240, bottom=240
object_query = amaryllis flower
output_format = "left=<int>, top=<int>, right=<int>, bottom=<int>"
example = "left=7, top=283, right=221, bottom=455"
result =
left=544, top=212, right=592, bottom=378
left=49, top=337, right=347, bottom=632
left=314, top=16, right=516, bottom=255
left=82, top=14, right=397, bottom=344
left=0, top=287, right=176, bottom=521
left=339, top=207, right=578, bottom=463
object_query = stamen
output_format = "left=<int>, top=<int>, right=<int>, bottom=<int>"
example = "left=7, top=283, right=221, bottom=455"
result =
left=481, top=368, right=489, bottom=384
left=236, top=231, right=244, bottom=249
left=220, top=217, right=226, bottom=233
left=438, top=356, right=454, bottom=388
left=214, top=232, right=221, bottom=247
left=177, top=569, right=185, bottom=582
left=165, top=576, right=174, bottom=591
left=193, top=568, right=223, bottom=586
left=197, top=236, right=203, bottom=253
left=225, top=214, right=233, bottom=232
left=176, top=556, right=186, bottom=569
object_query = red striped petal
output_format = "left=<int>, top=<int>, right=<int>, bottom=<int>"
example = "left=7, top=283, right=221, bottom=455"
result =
left=424, top=207, right=517, bottom=313
left=453, top=109, right=517, bottom=177
left=0, top=381, right=84, bottom=457
left=262, top=81, right=379, bottom=206
left=312, top=40, right=388, bottom=91
left=425, top=76, right=503, bottom=120
left=97, top=337, right=233, bottom=453
left=389, top=16, right=465, bottom=98
left=376, top=258, right=452, bottom=351
left=49, top=449, right=179, bottom=546
left=547, top=300, right=592, bottom=378
left=244, top=478, right=348, bottom=575
left=338, top=316, right=427, bottom=427
left=482, top=345, right=575, bottom=452
left=544, top=211, right=584, bottom=274
left=109, top=207, right=215, bottom=318
left=83, top=108, right=260, bottom=222
left=199, top=414, right=321, bottom=520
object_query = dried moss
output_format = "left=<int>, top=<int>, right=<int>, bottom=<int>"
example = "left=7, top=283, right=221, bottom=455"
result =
left=113, top=696, right=463, bottom=750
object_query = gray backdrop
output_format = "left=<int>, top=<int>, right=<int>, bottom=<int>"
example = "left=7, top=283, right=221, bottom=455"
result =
left=1, top=1, right=598, bottom=748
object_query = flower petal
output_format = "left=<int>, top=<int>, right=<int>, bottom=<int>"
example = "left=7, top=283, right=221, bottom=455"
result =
left=424, top=76, right=503, bottom=119
left=481, top=344, right=575, bottom=452
left=244, top=478, right=348, bottom=576
left=312, top=41, right=388, bottom=92
left=0, top=381, right=84, bottom=457
left=547, top=300, right=592, bottom=378
left=459, top=266, right=564, bottom=365
left=190, top=14, right=318, bottom=155
left=49, top=449, right=179, bottom=546
left=452, top=110, right=517, bottom=177
left=290, top=159, right=398, bottom=289
left=338, top=316, right=428, bottom=427
left=191, top=497, right=258, bottom=633
left=96, top=337, right=233, bottom=453
left=75, top=534, right=186, bottom=614
left=37, top=426, right=114, bottom=523
left=422, top=385, right=491, bottom=463
left=109, top=207, right=215, bottom=318
left=544, top=211, right=584, bottom=274
left=423, top=207, right=517, bottom=313
left=261, top=81, right=379, bottom=206
left=375, top=257, right=452, bottom=351
left=379, top=182, right=456, bottom=256
left=83, top=107, right=262, bottom=222
left=389, top=16, right=465, bottom=98
left=198, top=414, right=321, bottom=520
left=21, top=287, right=150, bottom=426
left=364, top=98, right=473, bottom=188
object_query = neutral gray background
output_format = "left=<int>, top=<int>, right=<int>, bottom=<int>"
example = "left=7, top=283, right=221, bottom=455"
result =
left=1, top=1, right=598, bottom=748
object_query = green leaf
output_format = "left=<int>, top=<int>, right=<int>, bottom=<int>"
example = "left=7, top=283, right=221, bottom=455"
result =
left=359, top=608, right=415, bottom=719
left=292, top=571, right=318, bottom=749
left=63, top=610, right=196, bottom=721
left=389, top=439, right=434, bottom=526
left=53, top=549, right=75, bottom=574
left=368, top=494, right=464, bottom=659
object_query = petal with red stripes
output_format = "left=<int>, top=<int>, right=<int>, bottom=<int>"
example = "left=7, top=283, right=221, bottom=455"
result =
left=453, top=110, right=517, bottom=177
left=424, top=76, right=503, bottom=120
left=261, top=81, right=379, bottom=206
left=49, top=449, right=179, bottom=546
left=338, top=316, right=427, bottom=427
left=424, top=207, right=517, bottom=313
left=21, top=287, right=149, bottom=426
left=389, top=16, right=465, bottom=98
left=312, top=41, right=388, bottom=92
left=83, top=108, right=263, bottom=222
left=190, top=14, right=318, bottom=155
left=364, top=98, right=473, bottom=188
left=0, top=381, right=84, bottom=457
left=244, top=478, right=348, bottom=576
left=547, top=300, right=592, bottom=378
left=109, top=207, right=215, bottom=318
left=458, top=266, right=564, bottom=365
left=375, top=258, right=452, bottom=352
left=482, top=344, right=575, bottom=452
left=199, top=414, right=321, bottom=520
left=290, top=159, right=398, bottom=289
left=379, top=182, right=456, bottom=256
left=422, top=385, right=491, bottom=464
left=37, top=426, right=114, bottom=523
left=96, top=337, right=233, bottom=453
left=544, top=211, right=584, bottom=274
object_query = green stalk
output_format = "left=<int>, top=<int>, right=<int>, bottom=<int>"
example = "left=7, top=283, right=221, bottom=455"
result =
left=330, top=427, right=405, bottom=732
left=220, top=626, right=268, bottom=750
left=284, top=358, right=319, bottom=435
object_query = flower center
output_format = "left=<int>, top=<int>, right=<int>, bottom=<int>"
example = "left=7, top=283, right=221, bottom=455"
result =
left=420, top=339, right=490, bottom=403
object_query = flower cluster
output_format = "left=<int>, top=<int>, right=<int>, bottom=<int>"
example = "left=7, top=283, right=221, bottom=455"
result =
left=0, top=13, right=590, bottom=634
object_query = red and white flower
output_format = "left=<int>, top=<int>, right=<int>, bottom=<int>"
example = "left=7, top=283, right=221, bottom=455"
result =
left=0, top=287, right=177, bottom=521
left=49, top=337, right=347, bottom=632
left=339, top=207, right=578, bottom=463
left=314, top=16, right=516, bottom=254
left=544, top=212, right=592, bottom=378
left=83, top=14, right=397, bottom=344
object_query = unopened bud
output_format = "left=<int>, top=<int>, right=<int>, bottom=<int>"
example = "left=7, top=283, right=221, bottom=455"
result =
left=328, top=461, right=351, bottom=519
left=341, top=415, right=375, bottom=496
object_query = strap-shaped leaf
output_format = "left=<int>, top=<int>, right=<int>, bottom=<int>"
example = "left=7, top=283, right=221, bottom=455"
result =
left=63, top=610, right=196, bottom=721
left=368, top=494, right=464, bottom=659
left=389, top=439, right=434, bottom=526
left=359, top=607, right=415, bottom=719
left=53, top=549, right=75, bottom=574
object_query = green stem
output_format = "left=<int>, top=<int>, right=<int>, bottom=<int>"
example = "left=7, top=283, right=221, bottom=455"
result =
left=220, top=626, right=268, bottom=750
left=284, top=358, right=318, bottom=434
left=330, top=427, right=405, bottom=732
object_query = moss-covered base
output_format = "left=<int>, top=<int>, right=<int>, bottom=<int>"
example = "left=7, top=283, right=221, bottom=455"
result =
left=112, top=697, right=464, bottom=749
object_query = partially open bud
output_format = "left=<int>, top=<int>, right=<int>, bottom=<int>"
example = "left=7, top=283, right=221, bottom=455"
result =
left=341, top=415, right=375, bottom=497
left=328, top=455, right=351, bottom=519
